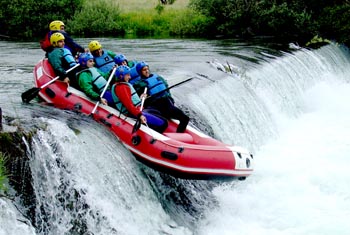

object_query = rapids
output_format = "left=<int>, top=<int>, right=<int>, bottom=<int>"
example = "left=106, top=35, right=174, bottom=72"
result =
left=0, top=39, right=349, bottom=235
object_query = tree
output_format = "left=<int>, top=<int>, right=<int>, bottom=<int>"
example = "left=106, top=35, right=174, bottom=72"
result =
left=0, top=0, right=83, bottom=40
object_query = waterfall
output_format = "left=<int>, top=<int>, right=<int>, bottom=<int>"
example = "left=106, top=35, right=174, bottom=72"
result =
left=186, top=44, right=350, bottom=152
left=2, top=43, right=350, bottom=235
left=26, top=116, right=191, bottom=234
left=194, top=44, right=350, bottom=234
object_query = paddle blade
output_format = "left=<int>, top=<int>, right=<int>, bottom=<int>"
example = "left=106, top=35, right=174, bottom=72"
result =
left=21, top=87, right=41, bottom=103
left=132, top=118, right=141, bottom=134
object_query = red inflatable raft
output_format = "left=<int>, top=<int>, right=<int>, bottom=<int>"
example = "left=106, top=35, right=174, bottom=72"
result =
left=30, top=59, right=254, bottom=180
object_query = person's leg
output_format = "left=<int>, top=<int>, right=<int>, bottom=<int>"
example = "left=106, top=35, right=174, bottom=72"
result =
left=68, top=66, right=81, bottom=89
left=143, top=112, right=168, bottom=133
left=68, top=73, right=80, bottom=89
left=149, top=98, right=189, bottom=132
left=162, top=98, right=189, bottom=133
left=169, top=106, right=189, bottom=132
left=143, top=108, right=163, bottom=117
left=102, top=90, right=114, bottom=106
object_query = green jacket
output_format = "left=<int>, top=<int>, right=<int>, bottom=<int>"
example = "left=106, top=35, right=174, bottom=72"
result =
left=78, top=68, right=109, bottom=100
left=47, top=47, right=77, bottom=79
left=107, top=50, right=117, bottom=59
left=127, top=60, right=136, bottom=67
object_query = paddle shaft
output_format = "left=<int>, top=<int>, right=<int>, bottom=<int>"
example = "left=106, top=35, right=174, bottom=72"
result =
left=148, top=77, right=193, bottom=99
left=140, top=87, right=147, bottom=111
left=41, top=63, right=80, bottom=89
left=226, top=61, right=233, bottom=74
left=91, top=67, right=117, bottom=114
left=21, top=63, right=80, bottom=103
left=132, top=87, right=148, bottom=134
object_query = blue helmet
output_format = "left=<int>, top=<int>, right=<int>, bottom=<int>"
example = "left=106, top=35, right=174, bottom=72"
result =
left=115, top=65, right=131, bottom=81
left=114, top=54, right=127, bottom=65
left=136, top=61, right=148, bottom=75
left=78, top=52, right=94, bottom=67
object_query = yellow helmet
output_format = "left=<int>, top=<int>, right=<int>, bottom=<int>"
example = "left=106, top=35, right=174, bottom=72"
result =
left=50, top=32, right=65, bottom=47
left=49, top=20, right=65, bottom=31
left=88, top=40, right=102, bottom=52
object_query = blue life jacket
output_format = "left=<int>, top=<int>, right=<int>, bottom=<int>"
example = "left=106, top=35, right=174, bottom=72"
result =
left=94, top=50, right=115, bottom=73
left=77, top=67, right=107, bottom=93
left=111, top=82, right=141, bottom=115
left=62, top=48, right=77, bottom=68
left=144, top=74, right=167, bottom=97
left=129, top=65, right=141, bottom=85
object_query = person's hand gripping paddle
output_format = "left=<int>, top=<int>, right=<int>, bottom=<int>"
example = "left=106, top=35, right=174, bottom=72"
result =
left=132, top=87, right=147, bottom=133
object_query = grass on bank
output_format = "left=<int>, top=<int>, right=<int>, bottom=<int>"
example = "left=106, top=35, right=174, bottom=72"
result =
left=116, top=0, right=190, bottom=12
left=68, top=0, right=208, bottom=38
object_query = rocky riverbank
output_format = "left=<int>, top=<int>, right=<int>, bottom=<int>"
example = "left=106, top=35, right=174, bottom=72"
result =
left=0, top=108, right=36, bottom=224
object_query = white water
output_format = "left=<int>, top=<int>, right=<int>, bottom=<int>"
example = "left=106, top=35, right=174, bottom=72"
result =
left=28, top=116, right=191, bottom=234
left=1, top=41, right=350, bottom=235
left=0, top=199, right=36, bottom=235
left=196, top=46, right=350, bottom=235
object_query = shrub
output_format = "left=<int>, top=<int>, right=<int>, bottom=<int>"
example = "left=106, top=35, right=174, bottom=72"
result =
left=121, top=11, right=176, bottom=38
left=253, top=2, right=315, bottom=40
left=68, top=0, right=125, bottom=37
left=0, top=0, right=83, bottom=39
left=121, top=13, right=157, bottom=37
left=169, top=9, right=214, bottom=37
left=319, top=4, right=350, bottom=45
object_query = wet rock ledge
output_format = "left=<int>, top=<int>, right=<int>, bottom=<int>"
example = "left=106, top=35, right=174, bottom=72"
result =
left=0, top=108, right=36, bottom=221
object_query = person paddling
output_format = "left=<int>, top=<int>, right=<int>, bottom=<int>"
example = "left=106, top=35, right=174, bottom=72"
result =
left=111, top=65, right=168, bottom=133
left=47, top=32, right=79, bottom=86
left=40, top=20, right=84, bottom=56
left=114, top=54, right=140, bottom=84
left=88, top=40, right=117, bottom=73
left=77, top=52, right=114, bottom=106
left=133, top=61, right=189, bottom=133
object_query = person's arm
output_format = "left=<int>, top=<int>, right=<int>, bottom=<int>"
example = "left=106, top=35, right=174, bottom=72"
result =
left=107, top=50, right=117, bottom=59
left=62, top=32, right=84, bottom=54
left=158, top=75, right=169, bottom=88
left=157, top=75, right=174, bottom=101
left=133, top=80, right=147, bottom=96
left=127, top=61, right=136, bottom=67
left=116, top=84, right=142, bottom=117
left=78, top=72, right=100, bottom=100
left=48, top=49, right=68, bottom=80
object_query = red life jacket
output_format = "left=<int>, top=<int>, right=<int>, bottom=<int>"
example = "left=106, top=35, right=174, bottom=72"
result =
left=39, top=32, right=52, bottom=52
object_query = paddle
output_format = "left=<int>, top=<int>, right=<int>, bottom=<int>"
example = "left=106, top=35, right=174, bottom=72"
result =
left=21, top=63, right=80, bottom=103
left=140, top=87, right=147, bottom=111
left=91, top=67, right=117, bottom=115
left=132, top=87, right=147, bottom=134
left=147, top=77, right=193, bottom=99
left=226, top=61, right=233, bottom=74
left=195, top=73, right=215, bottom=82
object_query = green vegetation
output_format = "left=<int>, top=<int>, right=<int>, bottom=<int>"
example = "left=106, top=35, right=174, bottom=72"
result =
left=0, top=132, right=12, bottom=194
left=0, top=0, right=83, bottom=39
left=189, top=0, right=350, bottom=45
left=0, top=0, right=350, bottom=46
left=68, top=0, right=124, bottom=37
left=0, top=152, right=8, bottom=193
left=68, top=0, right=202, bottom=38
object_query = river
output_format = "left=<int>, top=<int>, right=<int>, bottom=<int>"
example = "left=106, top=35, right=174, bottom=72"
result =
left=0, top=39, right=349, bottom=235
